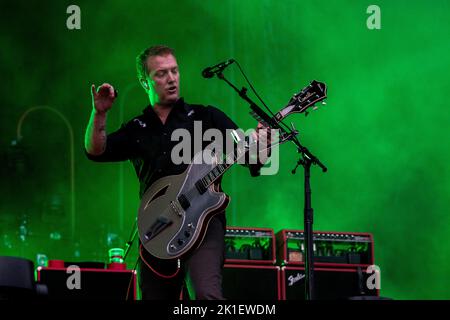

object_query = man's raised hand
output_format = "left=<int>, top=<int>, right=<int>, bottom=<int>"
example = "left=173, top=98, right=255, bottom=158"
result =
left=91, top=83, right=116, bottom=114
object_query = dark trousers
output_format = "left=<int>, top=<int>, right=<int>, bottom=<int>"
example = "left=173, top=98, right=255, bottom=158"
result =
left=138, top=215, right=226, bottom=300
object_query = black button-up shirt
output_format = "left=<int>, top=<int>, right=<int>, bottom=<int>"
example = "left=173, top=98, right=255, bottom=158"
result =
left=86, top=98, right=260, bottom=198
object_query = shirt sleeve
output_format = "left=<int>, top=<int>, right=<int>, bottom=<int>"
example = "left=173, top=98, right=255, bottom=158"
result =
left=85, top=123, right=136, bottom=162
left=207, top=106, right=262, bottom=177
left=206, top=105, right=238, bottom=132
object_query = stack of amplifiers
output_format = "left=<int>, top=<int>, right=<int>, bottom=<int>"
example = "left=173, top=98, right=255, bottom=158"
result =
left=222, top=227, right=280, bottom=299
left=276, top=230, right=378, bottom=300
left=36, top=260, right=137, bottom=300
left=276, top=229, right=374, bottom=268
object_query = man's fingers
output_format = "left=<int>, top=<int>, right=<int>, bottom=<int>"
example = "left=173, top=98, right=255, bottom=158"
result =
left=97, top=84, right=109, bottom=96
left=96, top=83, right=115, bottom=98
left=91, top=84, right=97, bottom=97
left=92, top=83, right=116, bottom=102
left=109, top=86, right=115, bottom=98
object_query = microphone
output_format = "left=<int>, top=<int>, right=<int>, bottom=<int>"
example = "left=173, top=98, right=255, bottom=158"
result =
left=202, top=59, right=235, bottom=78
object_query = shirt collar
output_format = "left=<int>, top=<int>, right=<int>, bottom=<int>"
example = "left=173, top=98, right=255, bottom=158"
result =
left=142, top=98, right=189, bottom=122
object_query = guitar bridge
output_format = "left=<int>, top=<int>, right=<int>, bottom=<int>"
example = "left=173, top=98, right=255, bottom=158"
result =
left=170, top=200, right=184, bottom=217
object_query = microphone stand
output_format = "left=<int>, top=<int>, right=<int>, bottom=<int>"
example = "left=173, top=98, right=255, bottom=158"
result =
left=215, top=71, right=327, bottom=300
left=291, top=143, right=327, bottom=300
left=123, top=219, right=138, bottom=261
left=216, top=73, right=282, bottom=130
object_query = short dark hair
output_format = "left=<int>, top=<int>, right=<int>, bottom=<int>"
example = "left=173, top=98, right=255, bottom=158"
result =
left=136, top=45, right=175, bottom=80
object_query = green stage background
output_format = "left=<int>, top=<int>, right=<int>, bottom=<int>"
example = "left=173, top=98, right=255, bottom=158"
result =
left=0, top=0, right=449, bottom=299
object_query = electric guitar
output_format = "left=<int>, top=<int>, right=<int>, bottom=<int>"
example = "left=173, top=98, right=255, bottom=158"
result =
left=137, top=80, right=327, bottom=259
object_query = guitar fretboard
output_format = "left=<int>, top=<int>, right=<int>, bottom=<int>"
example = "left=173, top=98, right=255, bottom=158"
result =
left=197, top=141, right=248, bottom=191
left=195, top=79, right=326, bottom=193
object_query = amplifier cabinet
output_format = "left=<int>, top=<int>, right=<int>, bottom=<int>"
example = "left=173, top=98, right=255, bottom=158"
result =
left=280, top=266, right=379, bottom=300
left=36, top=266, right=137, bottom=300
left=222, top=264, right=280, bottom=300
left=225, top=227, right=276, bottom=265
left=276, top=229, right=374, bottom=268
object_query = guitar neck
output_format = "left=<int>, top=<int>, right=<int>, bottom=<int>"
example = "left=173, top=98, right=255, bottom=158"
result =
left=196, top=79, right=328, bottom=192
left=197, top=129, right=278, bottom=192
left=196, top=141, right=246, bottom=190
left=249, top=110, right=280, bottom=130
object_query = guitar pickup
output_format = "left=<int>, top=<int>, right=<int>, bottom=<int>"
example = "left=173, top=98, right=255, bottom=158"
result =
left=143, top=216, right=172, bottom=243
left=177, top=194, right=190, bottom=210
left=195, top=180, right=207, bottom=194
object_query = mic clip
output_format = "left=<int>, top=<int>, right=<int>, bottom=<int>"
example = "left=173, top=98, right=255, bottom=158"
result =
left=202, top=59, right=235, bottom=78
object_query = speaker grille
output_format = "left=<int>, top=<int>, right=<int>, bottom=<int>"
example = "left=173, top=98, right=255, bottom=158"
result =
left=222, top=264, right=280, bottom=299
left=37, top=268, right=136, bottom=300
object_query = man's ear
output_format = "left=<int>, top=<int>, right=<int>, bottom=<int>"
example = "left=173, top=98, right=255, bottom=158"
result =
left=139, top=78, right=150, bottom=90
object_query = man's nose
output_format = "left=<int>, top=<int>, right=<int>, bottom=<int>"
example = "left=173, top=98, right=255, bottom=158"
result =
left=168, top=71, right=176, bottom=82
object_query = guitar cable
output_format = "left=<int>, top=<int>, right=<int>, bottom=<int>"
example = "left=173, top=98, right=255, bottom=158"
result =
left=139, top=244, right=181, bottom=279
left=123, top=246, right=181, bottom=300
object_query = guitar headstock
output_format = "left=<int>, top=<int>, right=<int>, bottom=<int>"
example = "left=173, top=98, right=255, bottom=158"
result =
left=274, top=80, right=327, bottom=122
left=293, top=80, right=327, bottom=112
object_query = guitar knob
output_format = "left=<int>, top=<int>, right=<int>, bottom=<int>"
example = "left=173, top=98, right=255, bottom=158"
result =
left=322, top=101, right=327, bottom=105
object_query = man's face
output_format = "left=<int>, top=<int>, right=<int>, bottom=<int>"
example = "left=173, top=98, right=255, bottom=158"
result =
left=146, top=54, right=180, bottom=105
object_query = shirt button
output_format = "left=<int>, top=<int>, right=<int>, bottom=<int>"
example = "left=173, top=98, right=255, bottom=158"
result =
left=163, top=132, right=168, bottom=136
left=163, top=151, right=167, bottom=155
